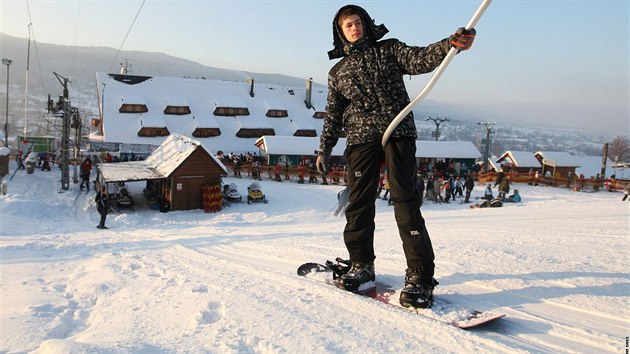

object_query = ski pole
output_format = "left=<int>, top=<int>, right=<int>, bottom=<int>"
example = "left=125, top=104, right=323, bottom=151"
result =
left=381, top=0, right=493, bottom=147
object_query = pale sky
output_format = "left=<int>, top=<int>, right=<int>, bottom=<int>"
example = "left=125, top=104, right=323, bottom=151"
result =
left=1, top=0, right=628, bottom=136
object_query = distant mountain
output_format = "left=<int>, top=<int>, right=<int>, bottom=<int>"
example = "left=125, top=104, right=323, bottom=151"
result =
left=0, top=33, right=320, bottom=136
left=0, top=33, right=617, bottom=157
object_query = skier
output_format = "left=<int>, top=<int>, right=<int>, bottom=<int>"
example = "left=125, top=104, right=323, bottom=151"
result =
left=95, top=185, right=109, bottom=229
left=315, top=4, right=475, bottom=308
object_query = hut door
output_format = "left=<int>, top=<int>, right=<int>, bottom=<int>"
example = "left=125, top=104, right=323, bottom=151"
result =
left=173, top=176, right=204, bottom=210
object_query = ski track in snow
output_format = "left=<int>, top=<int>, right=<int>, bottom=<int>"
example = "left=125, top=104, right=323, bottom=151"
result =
left=1, top=167, right=629, bottom=353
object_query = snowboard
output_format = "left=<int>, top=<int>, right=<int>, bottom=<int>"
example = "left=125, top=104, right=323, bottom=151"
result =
left=297, top=261, right=505, bottom=329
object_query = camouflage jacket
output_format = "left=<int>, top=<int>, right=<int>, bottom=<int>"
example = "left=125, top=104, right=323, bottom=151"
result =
left=319, top=37, right=451, bottom=155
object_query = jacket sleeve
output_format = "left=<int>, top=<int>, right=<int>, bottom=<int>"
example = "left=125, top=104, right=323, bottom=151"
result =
left=393, top=38, right=452, bottom=76
left=319, top=72, right=348, bottom=155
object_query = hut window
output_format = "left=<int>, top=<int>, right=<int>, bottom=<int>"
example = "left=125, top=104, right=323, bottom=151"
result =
left=312, top=111, right=327, bottom=119
left=164, top=105, right=191, bottom=115
left=266, top=109, right=288, bottom=118
left=213, top=107, right=250, bottom=116
left=119, top=104, right=148, bottom=113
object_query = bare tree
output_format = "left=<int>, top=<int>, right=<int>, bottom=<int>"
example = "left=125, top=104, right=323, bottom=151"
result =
left=609, top=136, right=630, bottom=163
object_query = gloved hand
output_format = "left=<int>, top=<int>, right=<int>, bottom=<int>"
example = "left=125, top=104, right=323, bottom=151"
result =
left=315, top=152, right=330, bottom=175
left=450, top=27, right=476, bottom=51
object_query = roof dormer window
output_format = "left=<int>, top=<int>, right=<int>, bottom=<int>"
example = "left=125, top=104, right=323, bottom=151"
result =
left=120, top=104, right=148, bottom=113
left=164, top=105, right=191, bottom=115
left=266, top=109, right=288, bottom=118
left=213, top=107, right=250, bottom=116
left=312, top=111, right=327, bottom=119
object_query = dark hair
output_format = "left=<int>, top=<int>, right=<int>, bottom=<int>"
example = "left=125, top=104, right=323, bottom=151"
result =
left=337, top=7, right=362, bottom=27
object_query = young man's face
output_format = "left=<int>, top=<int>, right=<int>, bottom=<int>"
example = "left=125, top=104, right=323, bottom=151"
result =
left=340, top=14, right=363, bottom=43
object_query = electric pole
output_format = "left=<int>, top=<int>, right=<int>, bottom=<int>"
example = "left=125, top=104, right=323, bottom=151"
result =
left=478, top=122, right=495, bottom=173
left=426, top=116, right=449, bottom=141
left=2, top=58, right=12, bottom=147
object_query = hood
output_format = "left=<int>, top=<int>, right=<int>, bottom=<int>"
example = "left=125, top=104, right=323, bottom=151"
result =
left=328, top=4, right=389, bottom=60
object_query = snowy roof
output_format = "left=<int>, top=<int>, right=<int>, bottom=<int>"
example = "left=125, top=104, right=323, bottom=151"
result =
left=98, top=161, right=163, bottom=182
left=145, top=134, right=227, bottom=176
left=99, top=134, right=227, bottom=182
left=574, top=156, right=615, bottom=178
left=496, top=151, right=540, bottom=168
left=534, top=151, right=581, bottom=167
left=255, top=136, right=346, bottom=156
left=96, top=72, right=327, bottom=154
left=415, top=141, right=481, bottom=159
left=255, top=137, right=481, bottom=159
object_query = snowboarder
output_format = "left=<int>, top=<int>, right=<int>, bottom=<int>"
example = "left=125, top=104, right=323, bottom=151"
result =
left=315, top=4, right=475, bottom=308
left=95, top=185, right=109, bottom=229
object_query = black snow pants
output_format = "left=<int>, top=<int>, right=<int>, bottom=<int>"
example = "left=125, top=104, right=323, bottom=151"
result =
left=343, top=138, right=435, bottom=277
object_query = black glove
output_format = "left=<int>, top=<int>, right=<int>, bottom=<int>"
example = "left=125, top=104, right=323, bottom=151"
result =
left=451, top=27, right=476, bottom=51
left=315, top=152, right=330, bottom=175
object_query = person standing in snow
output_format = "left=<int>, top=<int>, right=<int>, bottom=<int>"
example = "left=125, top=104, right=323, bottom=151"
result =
left=315, top=4, right=476, bottom=308
left=497, top=177, right=510, bottom=201
left=80, top=157, right=92, bottom=192
left=463, top=174, right=475, bottom=203
left=95, top=185, right=109, bottom=229
left=454, top=176, right=463, bottom=199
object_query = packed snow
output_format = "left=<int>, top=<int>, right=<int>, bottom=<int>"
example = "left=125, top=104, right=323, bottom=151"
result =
left=1, top=162, right=628, bottom=353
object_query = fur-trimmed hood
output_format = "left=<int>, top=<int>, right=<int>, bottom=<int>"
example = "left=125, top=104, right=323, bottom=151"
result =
left=327, top=4, right=389, bottom=60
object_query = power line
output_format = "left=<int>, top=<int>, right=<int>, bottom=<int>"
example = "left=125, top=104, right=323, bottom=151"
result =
left=71, top=0, right=82, bottom=80
left=107, top=0, right=146, bottom=74
left=25, top=1, right=48, bottom=96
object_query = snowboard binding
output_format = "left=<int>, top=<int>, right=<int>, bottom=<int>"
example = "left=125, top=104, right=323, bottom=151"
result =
left=325, top=258, right=352, bottom=280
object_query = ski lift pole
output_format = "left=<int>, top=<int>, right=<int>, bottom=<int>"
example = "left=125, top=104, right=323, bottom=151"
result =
left=381, top=0, right=492, bottom=147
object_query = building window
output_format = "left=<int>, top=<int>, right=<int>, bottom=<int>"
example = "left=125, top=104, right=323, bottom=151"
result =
left=192, top=128, right=221, bottom=137
left=294, top=129, right=317, bottom=137
left=137, top=127, right=170, bottom=137
left=213, top=107, right=250, bottom=116
left=119, top=104, right=148, bottom=113
left=266, top=109, right=288, bottom=118
left=164, top=105, right=191, bottom=115
left=312, top=111, right=327, bottom=119
left=236, top=128, right=275, bottom=138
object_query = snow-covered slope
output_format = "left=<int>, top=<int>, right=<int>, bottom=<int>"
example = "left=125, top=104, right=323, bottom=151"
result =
left=1, top=164, right=628, bottom=353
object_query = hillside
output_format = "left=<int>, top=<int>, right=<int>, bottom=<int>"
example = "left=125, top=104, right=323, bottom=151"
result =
left=1, top=161, right=628, bottom=353
left=0, top=33, right=318, bottom=135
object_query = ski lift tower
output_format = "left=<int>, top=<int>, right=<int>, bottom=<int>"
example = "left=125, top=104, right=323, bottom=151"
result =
left=53, top=72, right=71, bottom=191
left=426, top=116, right=449, bottom=141
left=478, top=121, right=495, bottom=173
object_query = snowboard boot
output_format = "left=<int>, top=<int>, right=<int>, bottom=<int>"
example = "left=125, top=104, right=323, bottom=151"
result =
left=336, top=261, right=375, bottom=292
left=399, top=266, right=438, bottom=309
